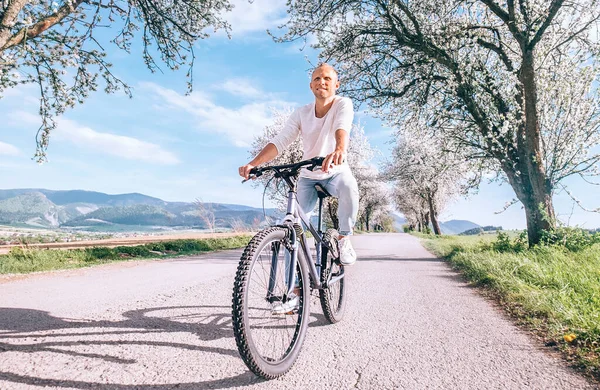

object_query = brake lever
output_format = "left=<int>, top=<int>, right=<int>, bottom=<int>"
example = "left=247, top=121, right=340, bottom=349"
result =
left=242, top=170, right=263, bottom=183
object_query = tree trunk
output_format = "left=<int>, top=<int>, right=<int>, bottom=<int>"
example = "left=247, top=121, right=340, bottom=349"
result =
left=514, top=49, right=556, bottom=245
left=420, top=211, right=430, bottom=233
left=365, top=209, right=370, bottom=231
left=505, top=168, right=555, bottom=246
left=427, top=191, right=442, bottom=235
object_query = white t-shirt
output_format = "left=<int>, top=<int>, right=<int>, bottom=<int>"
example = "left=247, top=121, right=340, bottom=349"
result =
left=270, top=96, right=354, bottom=180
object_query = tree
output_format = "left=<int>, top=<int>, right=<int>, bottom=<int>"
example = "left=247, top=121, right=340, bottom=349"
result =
left=1, top=0, right=231, bottom=161
left=393, top=184, right=428, bottom=233
left=280, top=0, right=600, bottom=245
left=194, top=198, right=216, bottom=232
left=355, top=165, right=391, bottom=232
left=385, top=118, right=476, bottom=235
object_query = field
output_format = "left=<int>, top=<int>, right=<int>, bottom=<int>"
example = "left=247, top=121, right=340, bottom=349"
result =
left=0, top=225, right=245, bottom=254
left=0, top=230, right=252, bottom=275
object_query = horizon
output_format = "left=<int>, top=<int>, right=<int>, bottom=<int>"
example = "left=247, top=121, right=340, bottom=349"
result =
left=0, top=186, right=597, bottom=230
left=2, top=0, right=600, bottom=231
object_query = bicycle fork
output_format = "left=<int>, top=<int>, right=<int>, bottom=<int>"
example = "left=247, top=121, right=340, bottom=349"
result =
left=266, top=226, right=299, bottom=301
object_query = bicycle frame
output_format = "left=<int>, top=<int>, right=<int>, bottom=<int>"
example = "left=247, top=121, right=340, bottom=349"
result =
left=267, top=173, right=344, bottom=298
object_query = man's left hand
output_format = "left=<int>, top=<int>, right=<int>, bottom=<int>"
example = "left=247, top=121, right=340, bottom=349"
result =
left=322, top=149, right=346, bottom=172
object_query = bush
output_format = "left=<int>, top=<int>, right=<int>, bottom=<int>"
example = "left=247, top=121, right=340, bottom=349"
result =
left=145, top=242, right=166, bottom=252
left=162, top=240, right=210, bottom=252
left=113, top=246, right=152, bottom=257
left=492, top=231, right=528, bottom=253
left=540, top=227, right=600, bottom=252
left=85, top=247, right=117, bottom=260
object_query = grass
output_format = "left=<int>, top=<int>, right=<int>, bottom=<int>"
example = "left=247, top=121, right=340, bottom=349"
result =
left=419, top=233, right=600, bottom=381
left=0, top=236, right=252, bottom=275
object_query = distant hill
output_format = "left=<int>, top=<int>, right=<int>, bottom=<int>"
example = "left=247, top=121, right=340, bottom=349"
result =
left=391, top=214, right=407, bottom=231
left=460, top=225, right=503, bottom=235
left=440, top=220, right=481, bottom=235
left=391, top=214, right=480, bottom=235
left=0, top=188, right=280, bottom=231
left=0, top=189, right=484, bottom=234
left=0, top=189, right=166, bottom=207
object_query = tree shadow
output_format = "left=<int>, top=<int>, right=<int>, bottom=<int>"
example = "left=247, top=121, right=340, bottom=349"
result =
left=0, top=304, right=332, bottom=389
left=0, top=370, right=262, bottom=389
left=357, top=256, right=444, bottom=262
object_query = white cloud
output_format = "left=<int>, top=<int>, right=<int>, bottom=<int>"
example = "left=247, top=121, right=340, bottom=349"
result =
left=6, top=110, right=42, bottom=127
left=1, top=84, right=40, bottom=105
left=55, top=119, right=180, bottom=165
left=0, top=141, right=20, bottom=156
left=225, top=0, right=288, bottom=35
left=142, top=82, right=292, bottom=147
left=221, top=78, right=263, bottom=98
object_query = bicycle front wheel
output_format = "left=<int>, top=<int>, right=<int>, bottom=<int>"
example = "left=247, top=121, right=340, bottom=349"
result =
left=232, top=227, right=310, bottom=379
left=319, top=229, right=346, bottom=323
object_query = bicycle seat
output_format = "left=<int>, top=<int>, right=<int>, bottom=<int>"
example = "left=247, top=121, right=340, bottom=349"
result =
left=314, top=184, right=332, bottom=199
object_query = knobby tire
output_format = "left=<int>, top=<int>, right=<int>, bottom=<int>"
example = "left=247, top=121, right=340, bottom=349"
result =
left=319, top=228, right=346, bottom=323
left=231, top=227, right=310, bottom=379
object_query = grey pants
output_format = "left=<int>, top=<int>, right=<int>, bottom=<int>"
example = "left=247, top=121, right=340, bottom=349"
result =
left=296, top=169, right=359, bottom=235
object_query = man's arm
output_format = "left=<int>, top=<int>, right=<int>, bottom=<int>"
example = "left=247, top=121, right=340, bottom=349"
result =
left=322, top=129, right=349, bottom=173
left=238, top=143, right=278, bottom=180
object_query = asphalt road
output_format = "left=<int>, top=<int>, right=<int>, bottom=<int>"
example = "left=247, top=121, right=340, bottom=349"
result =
left=0, top=233, right=595, bottom=389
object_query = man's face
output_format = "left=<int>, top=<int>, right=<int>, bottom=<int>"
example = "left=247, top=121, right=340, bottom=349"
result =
left=310, top=66, right=340, bottom=99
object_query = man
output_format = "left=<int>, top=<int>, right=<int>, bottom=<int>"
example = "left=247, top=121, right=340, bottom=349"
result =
left=238, top=63, right=359, bottom=265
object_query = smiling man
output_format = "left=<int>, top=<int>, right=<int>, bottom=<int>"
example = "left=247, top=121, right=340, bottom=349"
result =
left=238, top=63, right=359, bottom=265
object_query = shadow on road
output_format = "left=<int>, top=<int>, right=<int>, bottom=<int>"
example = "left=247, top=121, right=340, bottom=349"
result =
left=0, top=370, right=262, bottom=389
left=357, top=256, right=443, bottom=262
left=0, top=304, right=329, bottom=389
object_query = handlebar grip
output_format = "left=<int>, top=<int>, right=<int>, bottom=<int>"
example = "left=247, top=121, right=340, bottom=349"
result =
left=242, top=168, right=263, bottom=183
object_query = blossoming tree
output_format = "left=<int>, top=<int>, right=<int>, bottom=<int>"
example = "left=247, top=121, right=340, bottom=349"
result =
left=385, top=120, right=476, bottom=235
left=0, top=0, right=231, bottom=161
left=279, top=0, right=600, bottom=245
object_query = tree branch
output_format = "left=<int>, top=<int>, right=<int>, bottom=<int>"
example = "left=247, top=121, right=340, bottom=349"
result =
left=1, top=0, right=86, bottom=51
left=528, top=0, right=565, bottom=50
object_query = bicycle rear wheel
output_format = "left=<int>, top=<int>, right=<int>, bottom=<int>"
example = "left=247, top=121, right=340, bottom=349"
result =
left=319, top=229, right=346, bottom=323
left=232, top=227, right=310, bottom=379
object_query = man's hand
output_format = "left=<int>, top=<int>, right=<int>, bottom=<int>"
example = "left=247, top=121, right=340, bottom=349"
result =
left=239, top=164, right=256, bottom=180
left=322, top=149, right=346, bottom=173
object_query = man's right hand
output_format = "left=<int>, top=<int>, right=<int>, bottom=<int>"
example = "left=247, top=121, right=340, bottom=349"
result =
left=239, top=164, right=255, bottom=180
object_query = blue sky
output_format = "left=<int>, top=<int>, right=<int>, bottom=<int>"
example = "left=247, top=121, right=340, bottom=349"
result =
left=1, top=0, right=599, bottom=230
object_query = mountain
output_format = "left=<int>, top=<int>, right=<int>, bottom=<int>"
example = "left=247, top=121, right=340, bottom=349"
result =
left=391, top=213, right=407, bottom=231
left=0, top=189, right=481, bottom=233
left=0, top=189, right=166, bottom=207
left=439, top=220, right=481, bottom=235
left=0, top=188, right=279, bottom=230
left=391, top=214, right=480, bottom=235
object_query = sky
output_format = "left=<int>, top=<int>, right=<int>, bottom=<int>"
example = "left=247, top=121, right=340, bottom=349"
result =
left=1, top=0, right=599, bottom=230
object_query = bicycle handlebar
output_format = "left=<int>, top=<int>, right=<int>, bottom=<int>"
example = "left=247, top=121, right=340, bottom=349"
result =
left=242, top=157, right=326, bottom=183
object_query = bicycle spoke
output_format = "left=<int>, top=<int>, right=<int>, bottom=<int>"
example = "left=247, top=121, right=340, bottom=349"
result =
left=244, top=238, right=302, bottom=363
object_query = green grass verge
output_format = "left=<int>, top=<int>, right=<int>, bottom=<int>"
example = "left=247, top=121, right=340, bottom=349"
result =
left=0, top=236, right=252, bottom=275
left=420, top=234, right=600, bottom=380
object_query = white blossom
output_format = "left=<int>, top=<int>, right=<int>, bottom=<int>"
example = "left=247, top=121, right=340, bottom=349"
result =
left=1, top=0, right=233, bottom=161
left=280, top=0, right=600, bottom=244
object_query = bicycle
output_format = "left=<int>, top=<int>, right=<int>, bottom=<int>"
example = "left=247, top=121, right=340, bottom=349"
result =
left=231, top=157, right=347, bottom=379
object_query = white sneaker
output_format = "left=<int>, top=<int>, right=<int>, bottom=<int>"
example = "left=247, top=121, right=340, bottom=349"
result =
left=271, top=295, right=299, bottom=315
left=338, top=236, right=357, bottom=265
